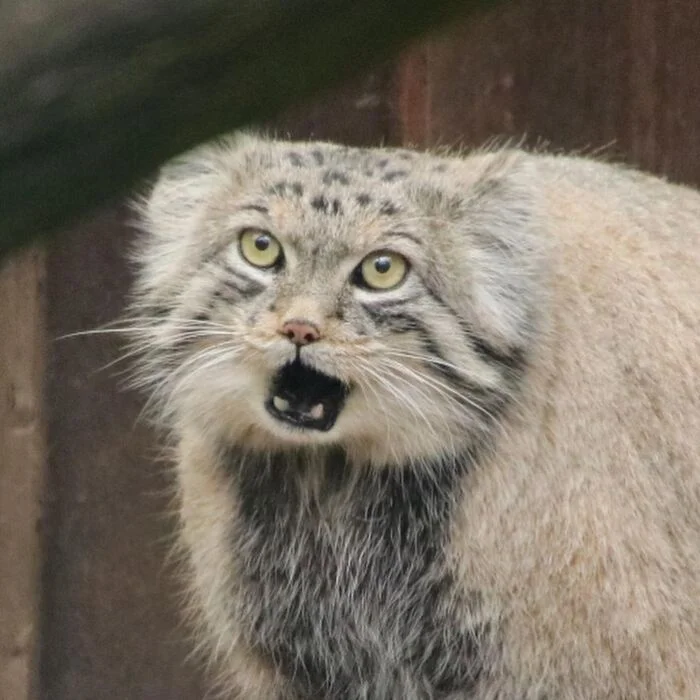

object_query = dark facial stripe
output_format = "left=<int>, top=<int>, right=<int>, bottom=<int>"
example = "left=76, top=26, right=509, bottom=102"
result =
left=215, top=279, right=264, bottom=301
left=379, top=200, right=399, bottom=216
left=414, top=323, right=470, bottom=388
left=361, top=305, right=461, bottom=382
left=469, top=335, right=525, bottom=374
left=357, top=292, right=423, bottom=312
left=361, top=304, right=420, bottom=333
left=379, top=230, right=422, bottom=246
left=424, top=287, right=526, bottom=376
left=142, top=304, right=171, bottom=320
left=238, top=204, right=269, bottom=215
left=362, top=303, right=496, bottom=408
left=216, top=264, right=266, bottom=299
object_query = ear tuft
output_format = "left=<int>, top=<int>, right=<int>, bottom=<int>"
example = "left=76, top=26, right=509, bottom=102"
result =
left=138, top=131, right=261, bottom=237
left=462, top=154, right=546, bottom=351
left=413, top=152, right=547, bottom=355
left=130, top=131, right=265, bottom=302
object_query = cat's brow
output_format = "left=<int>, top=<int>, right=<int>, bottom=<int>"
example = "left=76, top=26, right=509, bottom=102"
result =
left=237, top=203, right=269, bottom=215
left=378, top=231, right=423, bottom=247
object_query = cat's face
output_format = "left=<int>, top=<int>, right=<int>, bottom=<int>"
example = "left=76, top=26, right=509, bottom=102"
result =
left=130, top=135, right=538, bottom=465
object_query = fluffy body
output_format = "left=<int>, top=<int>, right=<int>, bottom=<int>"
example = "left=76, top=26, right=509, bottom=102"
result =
left=129, top=133, right=700, bottom=699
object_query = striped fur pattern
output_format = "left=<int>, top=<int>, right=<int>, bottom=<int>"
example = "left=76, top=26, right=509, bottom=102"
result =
left=129, top=133, right=700, bottom=699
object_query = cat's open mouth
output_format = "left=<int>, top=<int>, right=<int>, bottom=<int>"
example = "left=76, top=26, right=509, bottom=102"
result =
left=265, top=359, right=350, bottom=432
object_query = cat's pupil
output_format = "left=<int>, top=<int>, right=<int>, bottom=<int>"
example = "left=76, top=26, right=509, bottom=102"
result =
left=374, top=256, right=391, bottom=274
left=255, top=236, right=270, bottom=251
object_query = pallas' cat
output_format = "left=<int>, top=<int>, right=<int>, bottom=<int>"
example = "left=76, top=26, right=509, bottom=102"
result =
left=128, top=134, right=700, bottom=699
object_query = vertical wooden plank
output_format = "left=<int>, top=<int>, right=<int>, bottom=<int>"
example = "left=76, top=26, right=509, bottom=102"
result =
left=0, top=247, right=46, bottom=700
left=653, top=0, right=700, bottom=185
left=400, top=0, right=630, bottom=150
left=393, top=0, right=700, bottom=186
left=393, top=45, right=432, bottom=148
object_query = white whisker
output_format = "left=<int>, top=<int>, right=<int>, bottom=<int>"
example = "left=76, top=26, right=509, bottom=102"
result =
left=381, top=358, right=497, bottom=424
left=355, top=361, right=446, bottom=448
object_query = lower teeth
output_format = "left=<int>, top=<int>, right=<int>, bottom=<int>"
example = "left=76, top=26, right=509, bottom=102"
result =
left=272, top=396, right=325, bottom=422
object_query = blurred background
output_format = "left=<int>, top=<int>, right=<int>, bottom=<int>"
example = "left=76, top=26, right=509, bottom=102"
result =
left=2, top=1, right=700, bottom=698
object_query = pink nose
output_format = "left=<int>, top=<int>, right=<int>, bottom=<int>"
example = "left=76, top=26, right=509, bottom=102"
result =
left=281, top=319, right=321, bottom=346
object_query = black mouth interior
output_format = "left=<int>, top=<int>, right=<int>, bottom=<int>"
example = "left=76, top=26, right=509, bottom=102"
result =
left=265, top=359, right=349, bottom=432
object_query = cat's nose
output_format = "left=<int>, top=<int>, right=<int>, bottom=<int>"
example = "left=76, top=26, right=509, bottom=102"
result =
left=280, top=319, right=321, bottom=346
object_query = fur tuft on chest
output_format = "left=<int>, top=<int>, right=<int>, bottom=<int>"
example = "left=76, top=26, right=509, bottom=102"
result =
left=227, top=449, right=486, bottom=700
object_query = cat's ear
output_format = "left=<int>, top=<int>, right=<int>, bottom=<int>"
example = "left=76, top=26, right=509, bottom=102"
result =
left=464, top=156, right=544, bottom=352
left=130, top=131, right=265, bottom=300
left=418, top=153, right=545, bottom=354
left=135, top=131, right=262, bottom=239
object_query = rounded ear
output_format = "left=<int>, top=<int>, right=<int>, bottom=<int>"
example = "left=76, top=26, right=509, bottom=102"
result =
left=416, top=153, right=546, bottom=354
left=130, top=132, right=264, bottom=300
left=464, top=158, right=545, bottom=352
left=137, top=131, right=260, bottom=238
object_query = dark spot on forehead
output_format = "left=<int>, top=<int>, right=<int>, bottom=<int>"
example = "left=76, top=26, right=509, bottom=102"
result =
left=356, top=193, right=372, bottom=207
left=377, top=158, right=389, bottom=169
left=268, top=181, right=288, bottom=196
left=398, top=152, right=414, bottom=160
left=287, top=152, right=305, bottom=167
left=380, top=200, right=399, bottom=216
left=433, top=164, right=448, bottom=173
left=291, top=182, right=304, bottom=196
left=310, top=194, right=344, bottom=216
left=322, top=169, right=350, bottom=186
left=310, top=194, right=328, bottom=212
left=382, top=170, right=408, bottom=182
left=310, top=150, right=325, bottom=165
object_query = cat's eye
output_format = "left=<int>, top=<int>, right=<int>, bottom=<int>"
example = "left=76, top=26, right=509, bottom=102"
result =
left=239, top=229, right=283, bottom=268
left=356, top=251, right=409, bottom=290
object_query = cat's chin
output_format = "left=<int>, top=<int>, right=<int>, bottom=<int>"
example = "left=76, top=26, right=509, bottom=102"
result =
left=264, top=358, right=350, bottom=434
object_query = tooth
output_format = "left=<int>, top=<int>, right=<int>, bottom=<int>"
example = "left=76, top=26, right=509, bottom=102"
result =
left=309, top=403, right=324, bottom=420
left=273, top=396, right=290, bottom=412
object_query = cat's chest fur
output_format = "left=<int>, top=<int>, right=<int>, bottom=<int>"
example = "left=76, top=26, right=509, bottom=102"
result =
left=228, top=449, right=484, bottom=700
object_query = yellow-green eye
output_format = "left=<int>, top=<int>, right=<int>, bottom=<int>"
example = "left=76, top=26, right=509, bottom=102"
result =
left=239, top=229, right=283, bottom=268
left=357, top=251, right=409, bottom=290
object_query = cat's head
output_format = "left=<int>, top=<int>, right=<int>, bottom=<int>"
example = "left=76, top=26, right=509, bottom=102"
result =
left=129, top=133, right=542, bottom=466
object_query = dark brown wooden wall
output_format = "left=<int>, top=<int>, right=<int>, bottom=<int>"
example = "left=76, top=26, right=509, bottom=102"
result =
left=23, top=0, right=700, bottom=698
